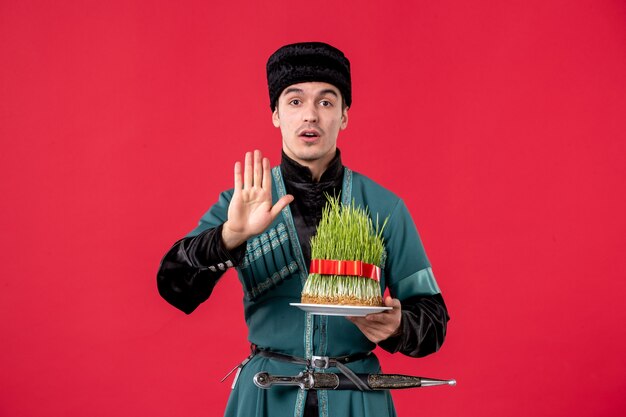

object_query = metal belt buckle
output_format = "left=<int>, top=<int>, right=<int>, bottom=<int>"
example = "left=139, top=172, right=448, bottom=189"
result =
left=311, top=355, right=331, bottom=369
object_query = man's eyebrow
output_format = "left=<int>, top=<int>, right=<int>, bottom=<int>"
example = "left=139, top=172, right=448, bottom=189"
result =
left=282, top=87, right=304, bottom=96
left=281, top=87, right=339, bottom=98
left=319, top=89, right=339, bottom=98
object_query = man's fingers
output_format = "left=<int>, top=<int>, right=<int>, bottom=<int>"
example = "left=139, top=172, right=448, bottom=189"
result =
left=244, top=151, right=253, bottom=189
left=234, top=161, right=242, bottom=191
left=253, top=150, right=263, bottom=187
left=364, top=312, right=394, bottom=324
left=262, top=157, right=271, bottom=190
left=349, top=315, right=385, bottom=326
left=346, top=317, right=386, bottom=343
left=346, top=297, right=402, bottom=343
left=362, top=298, right=401, bottom=323
left=384, top=296, right=401, bottom=309
left=270, top=194, right=294, bottom=217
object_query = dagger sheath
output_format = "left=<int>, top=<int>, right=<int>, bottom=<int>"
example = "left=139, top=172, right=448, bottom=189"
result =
left=253, top=371, right=456, bottom=390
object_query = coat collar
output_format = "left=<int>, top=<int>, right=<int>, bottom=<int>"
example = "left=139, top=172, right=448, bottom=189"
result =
left=280, top=149, right=344, bottom=184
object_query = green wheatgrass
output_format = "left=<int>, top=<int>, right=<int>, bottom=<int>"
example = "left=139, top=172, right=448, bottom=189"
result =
left=301, top=194, right=388, bottom=306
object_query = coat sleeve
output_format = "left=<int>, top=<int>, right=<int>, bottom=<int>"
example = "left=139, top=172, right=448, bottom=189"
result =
left=378, top=293, right=449, bottom=357
left=156, top=189, right=245, bottom=314
left=156, top=224, right=246, bottom=314
left=378, top=199, right=450, bottom=357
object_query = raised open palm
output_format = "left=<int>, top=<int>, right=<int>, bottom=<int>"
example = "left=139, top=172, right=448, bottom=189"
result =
left=222, top=150, right=293, bottom=250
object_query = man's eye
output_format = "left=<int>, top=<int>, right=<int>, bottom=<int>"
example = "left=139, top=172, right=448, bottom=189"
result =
left=320, top=100, right=332, bottom=107
left=289, top=99, right=301, bottom=105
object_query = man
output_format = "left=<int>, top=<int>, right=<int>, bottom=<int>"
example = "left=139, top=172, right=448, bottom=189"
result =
left=157, top=42, right=449, bottom=417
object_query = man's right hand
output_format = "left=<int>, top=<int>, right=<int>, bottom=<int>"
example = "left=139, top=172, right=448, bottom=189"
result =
left=221, top=150, right=294, bottom=250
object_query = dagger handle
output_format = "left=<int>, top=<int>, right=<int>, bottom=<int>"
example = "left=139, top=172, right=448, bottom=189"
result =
left=253, top=372, right=314, bottom=389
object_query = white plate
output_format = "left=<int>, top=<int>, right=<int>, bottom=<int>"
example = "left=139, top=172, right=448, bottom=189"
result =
left=290, top=303, right=392, bottom=317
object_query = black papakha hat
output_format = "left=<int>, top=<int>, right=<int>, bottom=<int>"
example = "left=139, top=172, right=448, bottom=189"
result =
left=266, top=42, right=351, bottom=111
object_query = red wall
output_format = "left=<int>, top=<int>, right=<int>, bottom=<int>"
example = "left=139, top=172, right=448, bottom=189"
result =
left=1, top=1, right=625, bottom=416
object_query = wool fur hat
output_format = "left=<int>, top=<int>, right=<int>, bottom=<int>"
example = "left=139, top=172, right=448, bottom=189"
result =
left=266, top=42, right=351, bottom=111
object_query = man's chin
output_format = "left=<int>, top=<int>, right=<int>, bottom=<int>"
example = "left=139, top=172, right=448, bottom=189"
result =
left=293, top=149, right=334, bottom=163
left=284, top=141, right=336, bottom=163
left=296, top=154, right=321, bottom=162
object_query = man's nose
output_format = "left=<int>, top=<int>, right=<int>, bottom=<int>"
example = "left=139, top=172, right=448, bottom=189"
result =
left=302, top=103, right=318, bottom=123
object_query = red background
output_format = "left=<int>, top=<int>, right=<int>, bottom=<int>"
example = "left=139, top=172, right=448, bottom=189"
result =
left=1, top=1, right=625, bottom=416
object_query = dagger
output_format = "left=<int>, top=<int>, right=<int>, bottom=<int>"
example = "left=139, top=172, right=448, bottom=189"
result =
left=253, top=371, right=456, bottom=390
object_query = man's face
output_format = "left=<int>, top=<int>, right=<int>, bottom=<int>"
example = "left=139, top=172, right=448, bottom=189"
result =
left=272, top=82, right=348, bottom=167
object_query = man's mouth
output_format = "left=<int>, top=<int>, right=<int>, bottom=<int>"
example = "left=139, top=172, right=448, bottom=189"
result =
left=299, top=129, right=321, bottom=141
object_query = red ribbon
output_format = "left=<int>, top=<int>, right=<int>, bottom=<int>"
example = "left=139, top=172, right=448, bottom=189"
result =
left=309, top=259, right=381, bottom=282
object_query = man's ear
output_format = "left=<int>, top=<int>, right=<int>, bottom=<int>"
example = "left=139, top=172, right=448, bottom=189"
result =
left=272, top=108, right=280, bottom=128
left=340, top=107, right=349, bottom=130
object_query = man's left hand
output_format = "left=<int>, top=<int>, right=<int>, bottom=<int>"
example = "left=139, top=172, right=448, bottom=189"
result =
left=347, top=296, right=402, bottom=343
